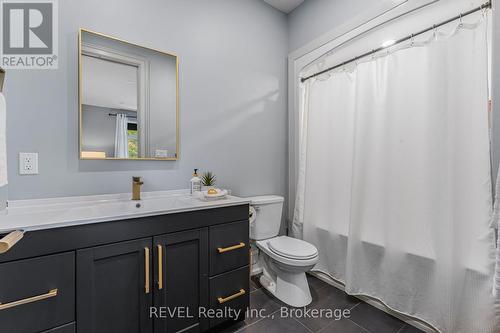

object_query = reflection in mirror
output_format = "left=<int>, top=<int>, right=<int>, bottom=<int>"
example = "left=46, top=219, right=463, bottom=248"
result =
left=79, top=29, right=178, bottom=160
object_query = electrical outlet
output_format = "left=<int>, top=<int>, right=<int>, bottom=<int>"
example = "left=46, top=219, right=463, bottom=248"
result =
left=19, top=153, right=39, bottom=175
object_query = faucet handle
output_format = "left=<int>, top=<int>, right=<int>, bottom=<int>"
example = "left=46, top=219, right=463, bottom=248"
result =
left=133, top=176, right=144, bottom=185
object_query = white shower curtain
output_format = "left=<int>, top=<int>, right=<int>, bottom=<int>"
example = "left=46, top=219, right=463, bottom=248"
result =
left=294, top=18, right=497, bottom=333
left=114, top=113, right=129, bottom=158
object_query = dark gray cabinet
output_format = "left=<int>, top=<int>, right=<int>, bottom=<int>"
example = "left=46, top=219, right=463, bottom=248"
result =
left=209, top=221, right=249, bottom=275
left=209, top=266, right=249, bottom=327
left=0, top=204, right=250, bottom=333
left=77, top=238, right=153, bottom=333
left=154, top=229, right=209, bottom=333
left=0, top=252, right=75, bottom=333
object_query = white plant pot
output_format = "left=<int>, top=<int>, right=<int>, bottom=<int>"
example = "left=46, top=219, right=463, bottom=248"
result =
left=202, top=186, right=216, bottom=192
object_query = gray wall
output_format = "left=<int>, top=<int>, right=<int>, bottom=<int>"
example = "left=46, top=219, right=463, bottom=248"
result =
left=288, top=0, right=370, bottom=52
left=5, top=0, right=288, bottom=200
left=148, top=51, right=177, bottom=158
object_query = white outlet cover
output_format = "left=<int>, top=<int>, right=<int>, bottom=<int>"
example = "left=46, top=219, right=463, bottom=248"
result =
left=19, top=153, right=39, bottom=175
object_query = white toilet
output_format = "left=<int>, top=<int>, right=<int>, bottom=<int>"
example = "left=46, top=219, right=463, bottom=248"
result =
left=248, top=195, right=319, bottom=307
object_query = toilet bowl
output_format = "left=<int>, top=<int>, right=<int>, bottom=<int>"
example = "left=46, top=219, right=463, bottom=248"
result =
left=256, top=236, right=318, bottom=307
left=248, top=195, right=319, bottom=307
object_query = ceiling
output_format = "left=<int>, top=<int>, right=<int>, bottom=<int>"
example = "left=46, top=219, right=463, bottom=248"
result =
left=82, top=55, right=138, bottom=111
left=263, top=0, right=305, bottom=13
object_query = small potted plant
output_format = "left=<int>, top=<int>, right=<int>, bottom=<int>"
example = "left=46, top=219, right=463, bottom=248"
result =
left=201, top=171, right=216, bottom=191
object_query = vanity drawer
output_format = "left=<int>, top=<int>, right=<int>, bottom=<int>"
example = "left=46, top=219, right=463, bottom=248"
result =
left=209, top=265, right=250, bottom=327
left=209, top=220, right=249, bottom=275
left=0, top=252, right=75, bottom=333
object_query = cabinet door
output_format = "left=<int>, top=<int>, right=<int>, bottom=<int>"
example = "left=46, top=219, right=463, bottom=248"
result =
left=154, top=229, right=209, bottom=333
left=77, top=238, right=153, bottom=333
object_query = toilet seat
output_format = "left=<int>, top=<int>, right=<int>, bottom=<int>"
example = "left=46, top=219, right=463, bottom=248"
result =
left=268, top=236, right=318, bottom=260
left=256, top=236, right=319, bottom=268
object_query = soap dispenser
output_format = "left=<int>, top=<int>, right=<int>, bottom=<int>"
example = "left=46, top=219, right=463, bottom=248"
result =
left=190, top=169, right=201, bottom=195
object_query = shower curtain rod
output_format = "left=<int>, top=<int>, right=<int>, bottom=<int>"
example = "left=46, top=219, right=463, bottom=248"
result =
left=108, top=113, right=137, bottom=119
left=300, top=1, right=491, bottom=83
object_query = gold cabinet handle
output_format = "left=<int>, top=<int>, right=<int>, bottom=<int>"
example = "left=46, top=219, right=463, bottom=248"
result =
left=217, top=242, right=245, bottom=254
left=0, top=289, right=58, bottom=310
left=144, top=247, right=150, bottom=294
left=217, top=289, right=246, bottom=304
left=0, top=230, right=24, bottom=254
left=157, top=245, right=163, bottom=290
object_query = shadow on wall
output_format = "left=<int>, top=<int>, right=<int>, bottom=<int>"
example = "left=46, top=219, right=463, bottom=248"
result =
left=78, top=159, right=179, bottom=172
left=197, top=88, right=280, bottom=148
left=191, top=68, right=282, bottom=151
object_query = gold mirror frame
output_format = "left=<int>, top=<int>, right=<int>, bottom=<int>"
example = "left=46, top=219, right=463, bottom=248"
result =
left=78, top=28, right=179, bottom=161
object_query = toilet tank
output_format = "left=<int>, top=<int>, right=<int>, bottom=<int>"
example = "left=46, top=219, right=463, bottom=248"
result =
left=248, top=195, right=284, bottom=240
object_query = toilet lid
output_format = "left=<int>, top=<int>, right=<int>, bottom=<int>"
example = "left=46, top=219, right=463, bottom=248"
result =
left=268, top=236, right=318, bottom=260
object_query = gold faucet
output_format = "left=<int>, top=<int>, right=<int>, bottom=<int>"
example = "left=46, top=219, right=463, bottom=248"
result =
left=132, top=176, right=144, bottom=201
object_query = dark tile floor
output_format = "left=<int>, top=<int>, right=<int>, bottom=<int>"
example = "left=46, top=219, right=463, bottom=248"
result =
left=216, top=274, right=423, bottom=333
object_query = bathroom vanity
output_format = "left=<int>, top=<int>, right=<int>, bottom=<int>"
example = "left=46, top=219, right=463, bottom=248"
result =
left=0, top=192, right=250, bottom=333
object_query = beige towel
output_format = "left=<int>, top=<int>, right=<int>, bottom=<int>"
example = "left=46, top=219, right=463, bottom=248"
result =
left=0, top=93, right=7, bottom=187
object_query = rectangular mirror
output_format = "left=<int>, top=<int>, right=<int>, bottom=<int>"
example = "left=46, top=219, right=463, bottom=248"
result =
left=79, top=29, right=179, bottom=160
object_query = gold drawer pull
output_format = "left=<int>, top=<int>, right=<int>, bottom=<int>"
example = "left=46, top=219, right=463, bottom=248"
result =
left=217, top=242, right=245, bottom=254
left=218, top=289, right=246, bottom=304
left=0, top=230, right=24, bottom=254
left=0, top=289, right=58, bottom=310
left=157, top=245, right=163, bottom=290
left=145, top=247, right=150, bottom=294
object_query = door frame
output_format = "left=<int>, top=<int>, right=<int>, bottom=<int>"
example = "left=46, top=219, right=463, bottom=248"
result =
left=81, top=42, right=151, bottom=158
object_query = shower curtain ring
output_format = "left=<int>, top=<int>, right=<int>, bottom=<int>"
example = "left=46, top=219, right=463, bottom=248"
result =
left=481, top=5, right=488, bottom=17
left=410, top=34, right=414, bottom=46
left=459, top=13, right=463, bottom=27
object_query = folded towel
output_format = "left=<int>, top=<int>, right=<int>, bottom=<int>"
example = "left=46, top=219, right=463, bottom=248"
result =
left=0, top=93, right=7, bottom=187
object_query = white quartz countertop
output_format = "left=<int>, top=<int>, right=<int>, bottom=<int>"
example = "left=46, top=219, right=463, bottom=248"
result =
left=0, top=190, right=250, bottom=233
